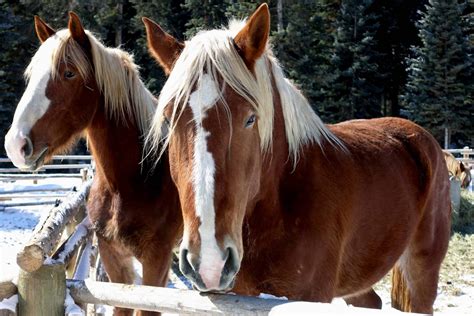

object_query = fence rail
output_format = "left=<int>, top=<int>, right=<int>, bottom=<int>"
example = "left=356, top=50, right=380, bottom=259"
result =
left=0, top=155, right=93, bottom=175
left=0, top=155, right=93, bottom=209
left=445, top=147, right=474, bottom=165
left=0, top=174, right=84, bottom=181
left=66, top=279, right=411, bottom=315
left=0, top=155, right=92, bottom=163
left=0, top=164, right=92, bottom=173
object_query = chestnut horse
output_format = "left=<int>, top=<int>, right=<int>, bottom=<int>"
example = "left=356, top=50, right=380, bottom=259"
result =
left=4, top=13, right=181, bottom=316
left=145, top=4, right=451, bottom=314
left=444, top=151, right=472, bottom=189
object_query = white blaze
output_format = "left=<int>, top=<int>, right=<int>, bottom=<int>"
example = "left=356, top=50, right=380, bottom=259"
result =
left=188, top=74, right=224, bottom=289
left=4, top=34, right=60, bottom=168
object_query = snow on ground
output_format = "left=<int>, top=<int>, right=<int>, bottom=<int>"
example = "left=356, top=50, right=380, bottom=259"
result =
left=1, top=177, right=473, bottom=315
left=0, top=177, right=82, bottom=277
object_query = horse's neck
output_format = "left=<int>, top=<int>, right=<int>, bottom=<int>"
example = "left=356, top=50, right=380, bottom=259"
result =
left=86, top=99, right=150, bottom=195
left=259, top=78, right=292, bottom=195
left=252, top=83, right=327, bottom=225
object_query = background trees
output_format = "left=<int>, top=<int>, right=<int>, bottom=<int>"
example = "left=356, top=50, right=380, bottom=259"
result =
left=404, top=0, right=473, bottom=148
left=0, top=0, right=472, bottom=154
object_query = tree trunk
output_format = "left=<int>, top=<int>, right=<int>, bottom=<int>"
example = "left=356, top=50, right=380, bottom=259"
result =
left=115, top=2, right=123, bottom=46
left=277, top=0, right=284, bottom=32
left=444, top=127, right=450, bottom=149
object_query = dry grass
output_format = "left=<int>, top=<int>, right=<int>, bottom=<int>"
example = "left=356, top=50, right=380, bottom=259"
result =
left=452, top=190, right=474, bottom=233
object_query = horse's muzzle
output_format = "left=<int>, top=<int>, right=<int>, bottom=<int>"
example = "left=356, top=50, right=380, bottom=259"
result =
left=179, top=245, right=240, bottom=292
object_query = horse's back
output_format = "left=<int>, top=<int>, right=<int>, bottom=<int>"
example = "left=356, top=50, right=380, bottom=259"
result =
left=329, top=117, right=450, bottom=227
left=323, top=117, right=451, bottom=302
left=330, top=117, right=449, bottom=198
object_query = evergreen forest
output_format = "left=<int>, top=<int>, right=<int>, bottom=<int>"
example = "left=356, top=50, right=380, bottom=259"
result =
left=0, top=0, right=472, bottom=154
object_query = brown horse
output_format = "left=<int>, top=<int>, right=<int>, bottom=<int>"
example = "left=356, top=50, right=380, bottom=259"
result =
left=144, top=4, right=451, bottom=314
left=4, top=13, right=181, bottom=316
left=444, top=151, right=472, bottom=189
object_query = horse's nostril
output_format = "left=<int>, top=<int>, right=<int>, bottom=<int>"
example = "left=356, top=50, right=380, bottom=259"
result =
left=222, top=246, right=239, bottom=276
left=179, top=248, right=197, bottom=276
left=21, top=136, right=33, bottom=158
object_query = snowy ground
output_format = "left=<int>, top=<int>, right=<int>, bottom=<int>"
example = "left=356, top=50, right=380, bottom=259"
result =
left=0, top=177, right=82, bottom=277
left=1, top=178, right=473, bottom=315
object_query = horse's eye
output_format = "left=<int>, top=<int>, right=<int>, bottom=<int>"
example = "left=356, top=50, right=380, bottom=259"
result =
left=163, top=116, right=170, bottom=126
left=245, top=114, right=256, bottom=128
left=64, top=70, right=76, bottom=79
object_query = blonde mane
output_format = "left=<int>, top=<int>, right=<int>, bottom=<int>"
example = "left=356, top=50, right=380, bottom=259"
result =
left=25, top=29, right=155, bottom=134
left=148, top=20, right=343, bottom=162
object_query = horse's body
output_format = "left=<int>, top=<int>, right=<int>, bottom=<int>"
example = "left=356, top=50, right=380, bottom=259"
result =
left=144, top=4, right=451, bottom=314
left=4, top=14, right=181, bottom=316
left=235, top=118, right=450, bottom=307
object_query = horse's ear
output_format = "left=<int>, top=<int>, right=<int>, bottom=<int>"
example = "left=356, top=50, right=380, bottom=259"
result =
left=68, top=12, right=89, bottom=48
left=142, top=17, right=184, bottom=75
left=234, top=3, right=270, bottom=70
left=34, top=16, right=56, bottom=43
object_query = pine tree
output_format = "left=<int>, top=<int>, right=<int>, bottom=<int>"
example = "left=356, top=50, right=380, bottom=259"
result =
left=182, top=0, right=229, bottom=38
left=326, top=0, right=385, bottom=123
left=130, top=0, right=188, bottom=95
left=271, top=0, right=338, bottom=119
left=224, top=0, right=259, bottom=21
left=0, top=1, right=39, bottom=154
left=371, top=0, right=428, bottom=117
left=404, top=0, right=472, bottom=148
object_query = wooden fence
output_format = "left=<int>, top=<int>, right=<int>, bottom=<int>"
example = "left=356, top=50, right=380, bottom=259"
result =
left=0, top=155, right=93, bottom=174
left=0, top=152, right=449, bottom=315
left=445, top=146, right=474, bottom=166
left=0, top=178, right=421, bottom=315
left=0, top=155, right=93, bottom=210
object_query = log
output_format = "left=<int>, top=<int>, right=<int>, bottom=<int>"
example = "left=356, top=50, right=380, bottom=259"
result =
left=0, top=276, right=17, bottom=316
left=52, top=217, right=92, bottom=266
left=0, top=277, right=16, bottom=300
left=64, top=208, right=88, bottom=278
left=18, top=264, right=66, bottom=316
left=0, top=309, right=15, bottom=316
left=67, top=279, right=289, bottom=315
left=16, top=181, right=92, bottom=272
left=66, top=280, right=411, bottom=315
left=0, top=295, right=17, bottom=316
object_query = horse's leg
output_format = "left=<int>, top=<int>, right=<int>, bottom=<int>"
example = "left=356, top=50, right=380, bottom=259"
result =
left=391, top=201, right=450, bottom=314
left=344, top=288, right=382, bottom=309
left=135, top=247, right=173, bottom=316
left=98, top=236, right=135, bottom=316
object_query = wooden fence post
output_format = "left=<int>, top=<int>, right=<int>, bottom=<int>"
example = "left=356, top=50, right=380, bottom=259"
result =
left=462, top=146, right=470, bottom=161
left=18, top=264, right=66, bottom=316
